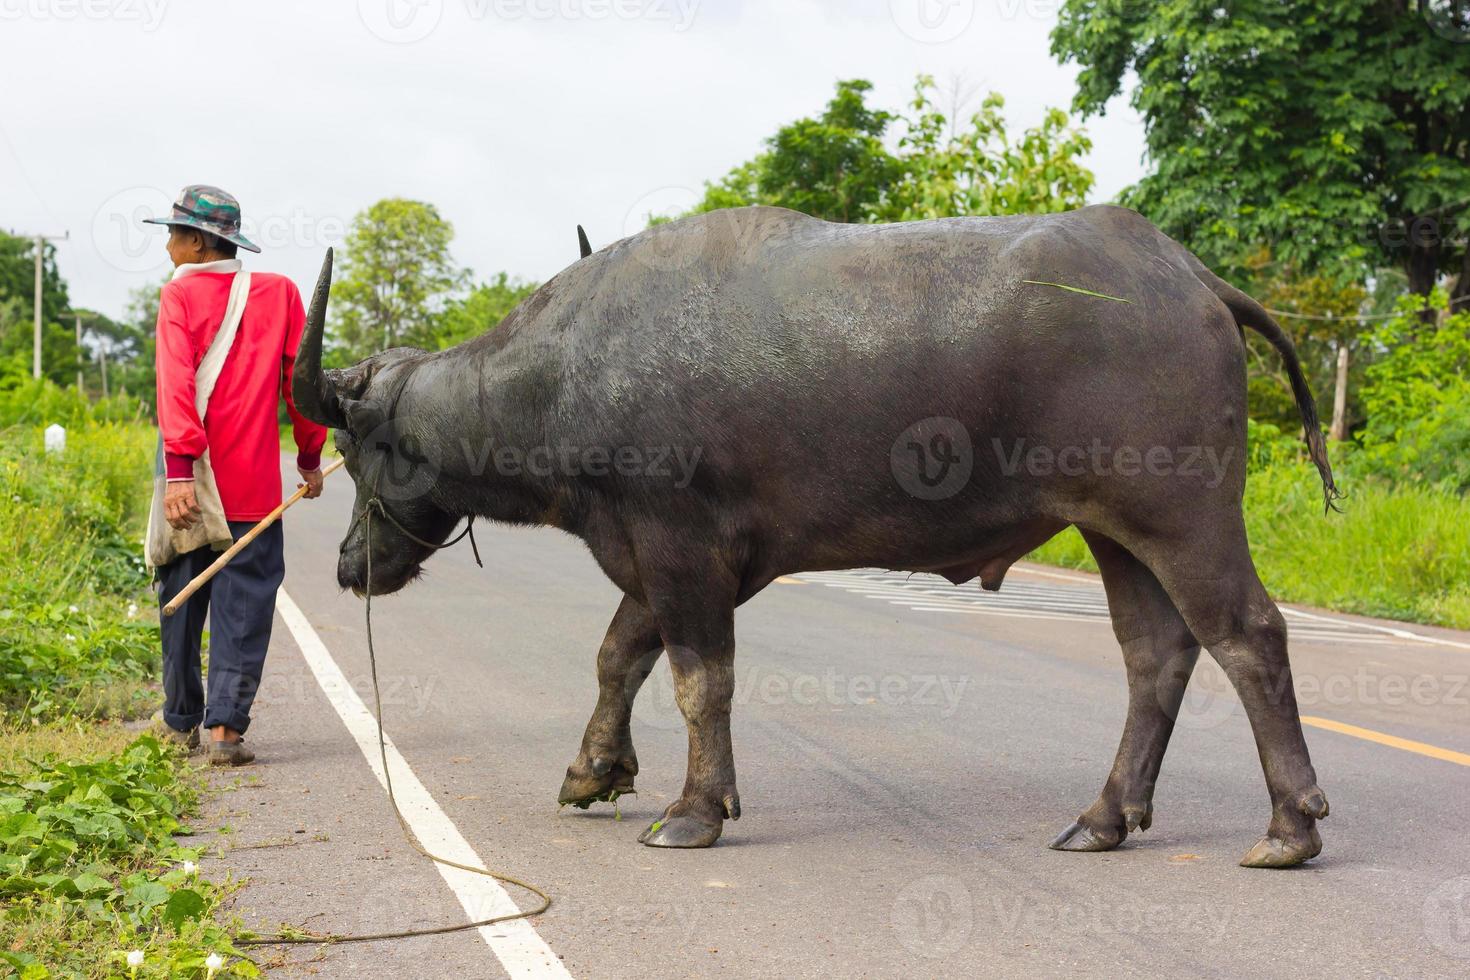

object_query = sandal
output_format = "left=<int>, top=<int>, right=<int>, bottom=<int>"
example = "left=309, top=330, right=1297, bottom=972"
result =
left=207, top=738, right=256, bottom=767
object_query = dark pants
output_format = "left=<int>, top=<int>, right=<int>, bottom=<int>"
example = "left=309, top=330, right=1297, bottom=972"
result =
left=157, top=520, right=284, bottom=734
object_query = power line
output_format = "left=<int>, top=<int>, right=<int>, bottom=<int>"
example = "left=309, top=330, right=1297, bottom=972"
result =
left=1264, top=292, right=1469, bottom=324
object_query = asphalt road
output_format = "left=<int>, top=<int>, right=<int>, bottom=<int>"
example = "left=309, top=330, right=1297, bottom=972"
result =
left=201, top=459, right=1470, bottom=979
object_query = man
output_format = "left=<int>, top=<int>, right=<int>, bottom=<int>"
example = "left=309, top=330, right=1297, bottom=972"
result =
left=146, top=185, right=328, bottom=766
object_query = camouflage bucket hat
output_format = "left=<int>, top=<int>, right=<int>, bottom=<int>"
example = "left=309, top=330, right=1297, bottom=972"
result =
left=143, top=184, right=261, bottom=253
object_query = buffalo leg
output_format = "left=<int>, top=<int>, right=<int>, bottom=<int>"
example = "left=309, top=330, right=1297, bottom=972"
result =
left=1051, top=530, right=1200, bottom=853
left=1127, top=516, right=1328, bottom=868
left=637, top=580, right=739, bottom=848
left=559, top=595, right=663, bottom=807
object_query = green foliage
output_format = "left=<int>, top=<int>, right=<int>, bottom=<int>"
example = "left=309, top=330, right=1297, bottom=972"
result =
left=689, top=76, right=1093, bottom=222
left=1242, top=463, right=1470, bottom=628
left=0, top=735, right=258, bottom=978
left=704, top=78, right=901, bottom=222
left=0, top=232, right=80, bottom=389
left=873, top=78, right=1093, bottom=221
left=0, top=232, right=68, bottom=327
left=1356, top=292, right=1470, bottom=491
left=0, top=414, right=158, bottom=720
left=1051, top=1, right=1470, bottom=294
left=0, top=404, right=254, bottom=975
left=432, top=272, right=538, bottom=349
left=1029, top=444, right=1470, bottom=630
left=329, top=199, right=468, bottom=363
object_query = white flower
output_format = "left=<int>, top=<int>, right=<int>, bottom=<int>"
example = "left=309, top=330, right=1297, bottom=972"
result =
left=126, top=949, right=145, bottom=968
left=205, top=952, right=225, bottom=975
left=68, top=604, right=78, bottom=613
left=64, top=634, right=76, bottom=643
left=182, top=860, right=197, bottom=875
left=127, top=602, right=139, bottom=619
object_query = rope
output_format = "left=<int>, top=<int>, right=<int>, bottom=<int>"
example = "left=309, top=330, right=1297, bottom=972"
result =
left=237, top=489, right=547, bottom=947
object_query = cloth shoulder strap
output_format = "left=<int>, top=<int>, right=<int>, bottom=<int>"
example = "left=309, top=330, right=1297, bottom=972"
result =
left=193, top=269, right=251, bottom=419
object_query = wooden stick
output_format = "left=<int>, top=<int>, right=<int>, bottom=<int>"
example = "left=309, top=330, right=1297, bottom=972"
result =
left=162, top=456, right=346, bottom=617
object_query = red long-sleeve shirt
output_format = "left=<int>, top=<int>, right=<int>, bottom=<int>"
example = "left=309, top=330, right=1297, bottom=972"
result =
left=155, top=268, right=328, bottom=522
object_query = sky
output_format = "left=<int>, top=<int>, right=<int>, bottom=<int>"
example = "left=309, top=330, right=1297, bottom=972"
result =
left=0, top=0, right=1145, bottom=321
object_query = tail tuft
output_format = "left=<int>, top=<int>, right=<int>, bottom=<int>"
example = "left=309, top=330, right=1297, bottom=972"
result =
left=1189, top=261, right=1342, bottom=514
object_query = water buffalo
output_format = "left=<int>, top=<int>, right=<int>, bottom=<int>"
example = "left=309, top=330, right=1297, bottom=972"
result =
left=293, top=204, right=1337, bottom=868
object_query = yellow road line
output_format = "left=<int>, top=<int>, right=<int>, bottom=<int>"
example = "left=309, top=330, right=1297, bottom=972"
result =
left=1301, top=716, right=1470, bottom=767
left=775, top=576, right=807, bottom=585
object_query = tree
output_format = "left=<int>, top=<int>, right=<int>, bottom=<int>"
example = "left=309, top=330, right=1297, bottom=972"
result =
left=330, top=199, right=467, bottom=363
left=688, top=76, right=1093, bottom=223
left=871, top=77, right=1093, bottom=221
left=432, top=272, right=538, bottom=350
left=1050, top=1, right=1470, bottom=300
left=692, top=79, right=902, bottom=222
left=0, top=230, right=72, bottom=385
left=1240, top=250, right=1368, bottom=440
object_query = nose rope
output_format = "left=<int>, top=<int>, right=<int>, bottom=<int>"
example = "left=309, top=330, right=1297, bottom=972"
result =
left=364, top=495, right=483, bottom=568
left=239, top=483, right=545, bottom=947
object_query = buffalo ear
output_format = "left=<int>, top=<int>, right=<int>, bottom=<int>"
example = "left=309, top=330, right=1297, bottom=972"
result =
left=342, top=397, right=392, bottom=448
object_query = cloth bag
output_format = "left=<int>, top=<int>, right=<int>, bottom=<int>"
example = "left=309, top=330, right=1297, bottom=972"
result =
left=145, top=262, right=251, bottom=569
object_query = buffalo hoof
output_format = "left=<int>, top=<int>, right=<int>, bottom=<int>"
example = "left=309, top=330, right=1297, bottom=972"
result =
left=1239, top=827, right=1322, bottom=869
left=1048, top=821, right=1122, bottom=852
left=558, top=756, right=637, bottom=810
left=638, top=814, right=723, bottom=848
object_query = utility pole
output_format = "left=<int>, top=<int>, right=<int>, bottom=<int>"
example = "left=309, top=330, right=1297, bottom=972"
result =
left=98, top=344, right=109, bottom=399
left=29, top=231, right=69, bottom=380
left=74, top=313, right=84, bottom=392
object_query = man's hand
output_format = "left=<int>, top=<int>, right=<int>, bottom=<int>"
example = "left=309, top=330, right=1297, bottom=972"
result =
left=297, top=465, right=324, bottom=499
left=164, top=480, right=202, bottom=530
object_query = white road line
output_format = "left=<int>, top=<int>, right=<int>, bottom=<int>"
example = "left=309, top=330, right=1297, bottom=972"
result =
left=797, top=569, right=1450, bottom=648
left=276, top=589, right=572, bottom=979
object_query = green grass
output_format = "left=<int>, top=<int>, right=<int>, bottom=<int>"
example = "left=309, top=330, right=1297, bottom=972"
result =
left=0, top=406, right=257, bottom=978
left=0, top=727, right=258, bottom=980
left=0, top=423, right=160, bottom=723
left=1027, top=465, right=1470, bottom=629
